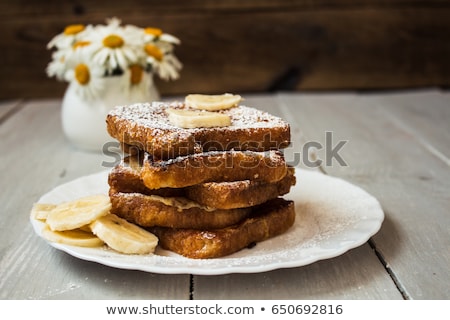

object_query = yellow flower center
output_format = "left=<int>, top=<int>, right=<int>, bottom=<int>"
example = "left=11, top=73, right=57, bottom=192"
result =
left=103, top=34, right=124, bottom=48
left=144, top=27, right=163, bottom=37
left=73, top=41, right=91, bottom=49
left=144, top=44, right=163, bottom=61
left=64, top=24, right=85, bottom=35
left=129, top=64, right=144, bottom=85
left=75, top=64, right=90, bottom=85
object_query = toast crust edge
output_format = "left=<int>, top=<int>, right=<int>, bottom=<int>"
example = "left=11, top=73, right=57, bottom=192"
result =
left=141, top=150, right=288, bottom=189
left=150, top=198, right=295, bottom=259
left=109, top=190, right=252, bottom=229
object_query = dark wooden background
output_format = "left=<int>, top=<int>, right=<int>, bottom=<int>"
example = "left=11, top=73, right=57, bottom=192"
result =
left=1, top=0, right=450, bottom=99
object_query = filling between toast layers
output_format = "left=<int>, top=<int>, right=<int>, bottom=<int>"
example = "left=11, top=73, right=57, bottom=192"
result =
left=124, top=193, right=217, bottom=212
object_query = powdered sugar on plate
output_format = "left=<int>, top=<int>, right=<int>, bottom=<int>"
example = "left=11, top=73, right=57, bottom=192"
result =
left=30, top=168, right=384, bottom=275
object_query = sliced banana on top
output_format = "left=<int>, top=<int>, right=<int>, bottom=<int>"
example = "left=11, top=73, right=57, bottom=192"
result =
left=90, top=214, right=158, bottom=255
left=41, top=225, right=104, bottom=248
left=167, top=108, right=231, bottom=128
left=185, top=93, right=242, bottom=111
left=46, top=194, right=111, bottom=231
left=30, top=203, right=57, bottom=221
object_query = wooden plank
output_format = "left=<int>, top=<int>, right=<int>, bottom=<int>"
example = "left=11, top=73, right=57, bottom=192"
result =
left=0, top=100, right=22, bottom=122
left=1, top=3, right=450, bottom=99
left=363, top=89, right=450, bottom=163
left=277, top=91, right=450, bottom=299
left=0, top=100, right=190, bottom=299
left=2, top=0, right=450, bottom=16
left=194, top=244, right=403, bottom=299
left=192, top=94, right=402, bottom=299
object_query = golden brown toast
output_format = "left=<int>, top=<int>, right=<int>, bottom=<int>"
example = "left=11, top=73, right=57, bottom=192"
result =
left=141, top=150, right=288, bottom=189
left=109, top=155, right=296, bottom=209
left=186, top=167, right=296, bottom=209
left=106, top=102, right=291, bottom=159
left=109, top=189, right=251, bottom=229
left=107, top=154, right=183, bottom=197
left=149, top=198, right=295, bottom=259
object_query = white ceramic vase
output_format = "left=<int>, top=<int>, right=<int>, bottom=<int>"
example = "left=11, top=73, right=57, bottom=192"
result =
left=61, top=74, right=159, bottom=152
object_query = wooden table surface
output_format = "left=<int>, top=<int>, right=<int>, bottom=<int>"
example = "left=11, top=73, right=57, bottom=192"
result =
left=0, top=89, right=448, bottom=300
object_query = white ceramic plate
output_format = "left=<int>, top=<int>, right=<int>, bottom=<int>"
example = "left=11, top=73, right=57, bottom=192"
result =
left=30, top=168, right=384, bottom=275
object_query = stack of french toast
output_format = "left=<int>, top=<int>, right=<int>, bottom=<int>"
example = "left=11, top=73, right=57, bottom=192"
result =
left=106, top=94, right=296, bottom=259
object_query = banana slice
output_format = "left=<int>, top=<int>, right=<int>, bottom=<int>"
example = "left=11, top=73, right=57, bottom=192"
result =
left=46, top=194, right=111, bottom=231
left=167, top=108, right=231, bottom=128
left=79, top=224, right=93, bottom=232
left=185, top=93, right=242, bottom=111
left=30, top=203, right=57, bottom=221
left=90, top=214, right=158, bottom=254
left=41, top=225, right=104, bottom=247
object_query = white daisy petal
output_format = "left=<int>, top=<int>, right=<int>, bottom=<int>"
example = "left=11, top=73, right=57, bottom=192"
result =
left=115, top=49, right=128, bottom=71
left=108, top=51, right=118, bottom=70
left=166, top=54, right=183, bottom=70
left=46, top=59, right=66, bottom=80
left=93, top=49, right=109, bottom=66
left=122, top=47, right=138, bottom=63
left=106, top=17, right=122, bottom=28
left=160, top=34, right=180, bottom=45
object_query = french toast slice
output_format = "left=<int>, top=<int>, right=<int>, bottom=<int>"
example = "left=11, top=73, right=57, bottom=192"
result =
left=108, top=154, right=296, bottom=209
left=149, top=198, right=296, bottom=259
left=106, top=102, right=290, bottom=159
left=109, top=189, right=251, bottom=229
left=141, top=150, right=288, bottom=189
left=185, top=166, right=295, bottom=209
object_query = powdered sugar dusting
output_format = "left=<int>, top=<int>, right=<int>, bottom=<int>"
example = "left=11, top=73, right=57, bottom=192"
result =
left=108, top=101, right=289, bottom=131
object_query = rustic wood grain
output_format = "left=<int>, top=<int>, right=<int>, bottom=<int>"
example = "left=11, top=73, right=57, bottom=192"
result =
left=0, top=100, right=190, bottom=299
left=194, top=244, right=403, bottom=299
left=1, top=1, right=450, bottom=99
left=0, top=100, right=22, bottom=122
left=364, top=90, right=450, bottom=163
left=277, top=90, right=450, bottom=299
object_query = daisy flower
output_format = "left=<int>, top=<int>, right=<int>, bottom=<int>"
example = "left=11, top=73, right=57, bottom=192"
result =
left=63, top=38, right=96, bottom=70
left=64, top=60, right=105, bottom=100
left=47, top=24, right=90, bottom=50
left=47, top=24, right=96, bottom=78
left=157, top=53, right=183, bottom=81
left=143, top=27, right=180, bottom=45
left=125, top=64, right=154, bottom=100
left=46, top=50, right=68, bottom=80
left=84, top=17, right=142, bottom=73
left=144, top=43, right=182, bottom=80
